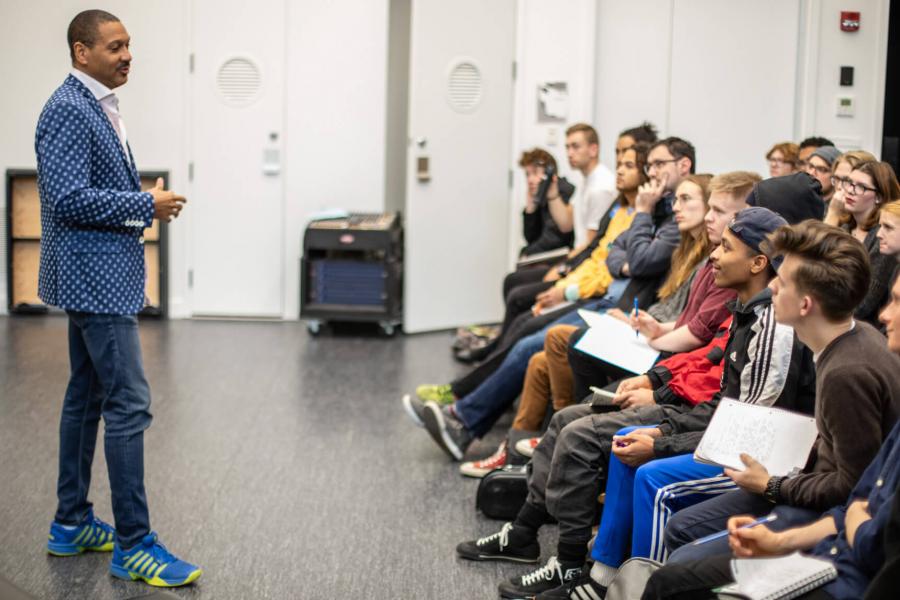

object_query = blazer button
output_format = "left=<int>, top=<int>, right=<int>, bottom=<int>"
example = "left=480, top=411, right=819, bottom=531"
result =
left=139, top=237, right=145, bottom=244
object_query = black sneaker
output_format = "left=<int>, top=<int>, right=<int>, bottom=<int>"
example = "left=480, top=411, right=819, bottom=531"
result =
left=498, top=556, right=582, bottom=599
left=401, top=394, right=427, bottom=428
left=534, top=565, right=607, bottom=600
left=456, top=522, right=540, bottom=564
left=422, top=402, right=473, bottom=460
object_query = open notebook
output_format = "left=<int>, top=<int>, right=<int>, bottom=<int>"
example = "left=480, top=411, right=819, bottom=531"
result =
left=573, top=310, right=659, bottom=374
left=693, top=399, right=818, bottom=476
left=718, top=552, right=837, bottom=600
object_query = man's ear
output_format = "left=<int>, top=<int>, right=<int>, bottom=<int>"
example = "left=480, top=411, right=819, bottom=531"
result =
left=589, top=143, right=599, bottom=160
left=678, top=157, right=692, bottom=177
left=749, top=254, right=769, bottom=275
left=72, top=42, right=89, bottom=66
left=799, top=294, right=814, bottom=317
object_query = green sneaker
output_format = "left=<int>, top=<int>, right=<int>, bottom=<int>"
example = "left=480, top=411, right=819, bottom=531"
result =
left=415, top=384, right=455, bottom=404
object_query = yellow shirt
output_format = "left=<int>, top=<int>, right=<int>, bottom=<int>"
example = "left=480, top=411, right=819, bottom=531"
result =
left=555, top=205, right=635, bottom=299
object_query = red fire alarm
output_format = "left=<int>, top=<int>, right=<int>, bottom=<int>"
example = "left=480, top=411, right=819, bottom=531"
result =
left=841, top=11, right=861, bottom=32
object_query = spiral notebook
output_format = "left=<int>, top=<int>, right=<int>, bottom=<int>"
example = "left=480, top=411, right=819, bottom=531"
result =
left=717, top=552, right=837, bottom=600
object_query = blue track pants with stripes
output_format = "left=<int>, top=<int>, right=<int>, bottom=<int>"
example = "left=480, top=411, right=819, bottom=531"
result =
left=590, top=425, right=737, bottom=567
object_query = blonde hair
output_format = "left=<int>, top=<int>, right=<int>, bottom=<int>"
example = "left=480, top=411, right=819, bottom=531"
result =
left=834, top=150, right=877, bottom=173
left=708, top=171, right=763, bottom=201
left=658, top=174, right=713, bottom=299
left=882, top=200, right=900, bottom=219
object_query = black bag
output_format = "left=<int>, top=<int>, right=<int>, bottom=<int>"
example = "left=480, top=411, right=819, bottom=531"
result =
left=476, top=464, right=529, bottom=520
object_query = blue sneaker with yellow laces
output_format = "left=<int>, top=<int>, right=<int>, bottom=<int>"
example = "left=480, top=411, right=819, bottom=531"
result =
left=47, top=510, right=115, bottom=556
left=110, top=532, right=202, bottom=587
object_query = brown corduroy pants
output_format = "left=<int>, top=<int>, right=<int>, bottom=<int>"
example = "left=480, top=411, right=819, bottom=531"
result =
left=511, top=324, right=579, bottom=431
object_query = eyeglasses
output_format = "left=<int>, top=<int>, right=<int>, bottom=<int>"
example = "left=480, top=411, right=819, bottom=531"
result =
left=832, top=177, right=877, bottom=195
left=767, top=157, right=794, bottom=166
left=807, top=164, right=832, bottom=176
left=643, top=159, right=678, bottom=174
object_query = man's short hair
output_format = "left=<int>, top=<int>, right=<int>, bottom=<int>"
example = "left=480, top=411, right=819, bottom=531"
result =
left=767, top=220, right=871, bottom=321
left=799, top=136, right=835, bottom=150
left=566, top=123, right=599, bottom=146
left=708, top=171, right=762, bottom=202
left=619, top=122, right=658, bottom=145
left=650, top=137, right=696, bottom=174
left=68, top=10, right=120, bottom=62
left=518, top=148, right=557, bottom=172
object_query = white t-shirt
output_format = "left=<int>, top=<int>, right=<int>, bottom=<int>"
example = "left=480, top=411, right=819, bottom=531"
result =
left=572, top=163, right=617, bottom=247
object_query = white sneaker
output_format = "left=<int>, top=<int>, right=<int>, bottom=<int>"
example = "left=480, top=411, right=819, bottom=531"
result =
left=514, top=436, right=541, bottom=458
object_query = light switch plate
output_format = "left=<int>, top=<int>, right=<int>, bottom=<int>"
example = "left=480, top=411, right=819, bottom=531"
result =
left=836, top=96, right=855, bottom=118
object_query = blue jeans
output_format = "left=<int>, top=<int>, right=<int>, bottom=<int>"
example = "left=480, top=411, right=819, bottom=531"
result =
left=455, top=280, right=628, bottom=437
left=55, top=311, right=153, bottom=549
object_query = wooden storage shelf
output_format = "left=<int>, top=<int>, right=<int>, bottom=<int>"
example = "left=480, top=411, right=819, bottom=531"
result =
left=5, top=169, right=169, bottom=317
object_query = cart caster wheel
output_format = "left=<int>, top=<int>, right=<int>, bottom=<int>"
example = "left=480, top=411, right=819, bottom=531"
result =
left=380, top=322, right=397, bottom=337
left=306, top=320, right=322, bottom=336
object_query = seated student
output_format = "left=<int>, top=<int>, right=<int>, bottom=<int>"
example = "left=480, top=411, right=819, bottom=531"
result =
left=824, top=150, right=878, bottom=227
left=766, top=142, right=800, bottom=178
left=660, top=221, right=900, bottom=567
left=797, top=135, right=835, bottom=170
left=452, top=126, right=636, bottom=366
left=804, top=145, right=841, bottom=206
left=615, top=122, right=658, bottom=161
left=519, top=148, right=576, bottom=257
left=457, top=173, right=715, bottom=477
left=638, top=275, right=900, bottom=600
left=511, top=173, right=760, bottom=461
left=534, top=209, right=820, bottom=599
left=877, top=200, right=900, bottom=262
left=453, top=207, right=812, bottom=600
left=829, top=161, right=900, bottom=326
left=408, top=140, right=694, bottom=461
left=403, top=144, right=651, bottom=457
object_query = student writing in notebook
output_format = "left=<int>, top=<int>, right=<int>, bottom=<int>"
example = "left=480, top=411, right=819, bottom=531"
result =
left=664, top=221, right=900, bottom=564
left=638, top=274, right=900, bottom=600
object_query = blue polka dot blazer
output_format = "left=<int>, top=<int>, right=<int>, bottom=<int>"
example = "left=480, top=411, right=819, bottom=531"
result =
left=35, top=75, right=154, bottom=315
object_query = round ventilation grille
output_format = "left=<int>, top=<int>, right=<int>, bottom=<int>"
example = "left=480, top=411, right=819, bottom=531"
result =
left=447, top=61, right=482, bottom=113
left=216, top=57, right=261, bottom=107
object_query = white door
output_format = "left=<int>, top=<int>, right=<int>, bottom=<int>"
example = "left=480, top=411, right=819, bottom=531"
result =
left=403, top=0, right=517, bottom=333
left=189, top=0, right=284, bottom=317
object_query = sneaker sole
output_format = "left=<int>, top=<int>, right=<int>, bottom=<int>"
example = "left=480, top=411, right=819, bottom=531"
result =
left=110, top=564, right=202, bottom=587
left=422, top=402, right=464, bottom=461
left=401, top=394, right=425, bottom=428
left=458, top=462, right=492, bottom=478
left=48, top=541, right=114, bottom=556
left=456, top=543, right=540, bottom=564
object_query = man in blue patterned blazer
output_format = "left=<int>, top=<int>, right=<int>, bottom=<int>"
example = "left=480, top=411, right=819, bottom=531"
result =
left=36, top=10, right=200, bottom=588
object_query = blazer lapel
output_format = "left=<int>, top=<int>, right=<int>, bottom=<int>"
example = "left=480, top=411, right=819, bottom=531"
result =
left=65, top=75, right=138, bottom=185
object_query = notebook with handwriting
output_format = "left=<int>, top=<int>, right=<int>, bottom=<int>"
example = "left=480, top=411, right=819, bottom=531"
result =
left=717, top=552, right=837, bottom=600
left=693, top=399, right=818, bottom=476
left=573, top=310, right=659, bottom=374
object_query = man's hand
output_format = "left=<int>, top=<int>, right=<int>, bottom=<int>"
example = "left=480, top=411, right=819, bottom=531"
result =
left=543, top=266, right=563, bottom=282
left=149, top=177, right=186, bottom=222
left=728, top=515, right=785, bottom=558
left=635, top=172, right=668, bottom=213
left=615, top=375, right=652, bottom=394
left=611, top=431, right=657, bottom=467
left=533, top=286, right=565, bottom=314
left=724, top=454, right=770, bottom=495
left=845, top=499, right=871, bottom=548
left=614, top=389, right=656, bottom=410
left=545, top=175, right=560, bottom=203
left=630, top=309, right=663, bottom=339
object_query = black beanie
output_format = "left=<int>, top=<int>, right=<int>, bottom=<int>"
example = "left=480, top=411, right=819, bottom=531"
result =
left=746, top=172, right=825, bottom=224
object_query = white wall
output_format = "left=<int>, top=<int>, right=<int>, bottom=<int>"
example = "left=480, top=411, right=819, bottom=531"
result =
left=796, top=0, right=890, bottom=152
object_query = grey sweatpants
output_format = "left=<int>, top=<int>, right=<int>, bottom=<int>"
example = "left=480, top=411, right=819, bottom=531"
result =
left=526, top=403, right=689, bottom=543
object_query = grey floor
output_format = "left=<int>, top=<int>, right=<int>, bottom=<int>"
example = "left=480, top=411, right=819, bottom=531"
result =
left=0, top=316, right=558, bottom=600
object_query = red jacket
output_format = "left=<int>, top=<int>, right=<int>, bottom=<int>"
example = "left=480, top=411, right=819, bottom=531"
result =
left=646, top=315, right=732, bottom=407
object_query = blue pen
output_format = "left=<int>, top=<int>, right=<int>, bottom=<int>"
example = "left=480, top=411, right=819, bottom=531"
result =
left=690, top=514, right=778, bottom=546
left=633, top=297, right=640, bottom=338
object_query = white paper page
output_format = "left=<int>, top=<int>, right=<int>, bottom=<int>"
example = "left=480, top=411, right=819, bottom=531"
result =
left=694, top=399, right=818, bottom=476
left=573, top=313, right=659, bottom=374
left=730, top=552, right=836, bottom=600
